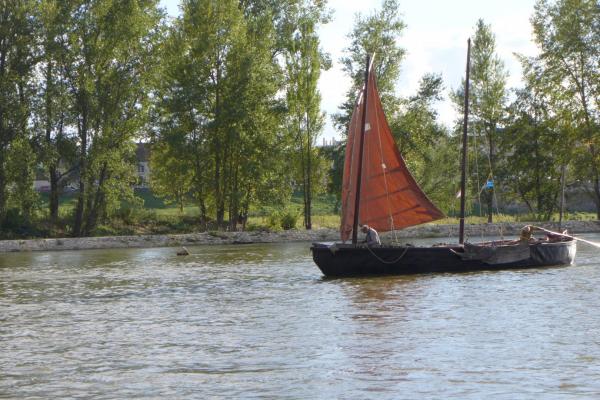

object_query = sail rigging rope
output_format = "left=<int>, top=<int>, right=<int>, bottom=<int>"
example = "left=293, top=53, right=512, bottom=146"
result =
left=366, top=244, right=409, bottom=264
left=343, top=94, right=362, bottom=238
left=467, top=124, right=509, bottom=243
left=373, top=93, right=399, bottom=244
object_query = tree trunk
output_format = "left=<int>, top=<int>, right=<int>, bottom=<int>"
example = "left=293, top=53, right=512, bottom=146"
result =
left=49, top=165, right=59, bottom=221
left=0, top=152, right=6, bottom=220
left=73, top=104, right=88, bottom=237
left=193, top=151, right=207, bottom=229
left=297, top=118, right=308, bottom=229
left=305, top=112, right=312, bottom=230
left=594, top=173, right=600, bottom=221
left=228, top=159, right=239, bottom=232
left=199, top=197, right=207, bottom=231
left=84, top=163, right=108, bottom=235
left=45, top=59, right=59, bottom=222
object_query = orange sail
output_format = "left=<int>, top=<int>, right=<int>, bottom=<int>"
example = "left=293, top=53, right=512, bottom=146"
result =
left=340, top=64, right=445, bottom=242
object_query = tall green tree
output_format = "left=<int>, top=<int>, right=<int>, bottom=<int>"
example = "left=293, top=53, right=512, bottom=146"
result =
left=33, top=0, right=78, bottom=223
left=333, top=0, right=406, bottom=133
left=154, top=0, right=288, bottom=230
left=395, top=73, right=457, bottom=211
left=452, top=19, right=508, bottom=222
left=329, top=0, right=406, bottom=211
left=530, top=0, right=600, bottom=218
left=499, top=61, right=565, bottom=220
left=283, top=0, right=330, bottom=229
left=0, top=0, right=37, bottom=221
left=65, top=0, right=163, bottom=236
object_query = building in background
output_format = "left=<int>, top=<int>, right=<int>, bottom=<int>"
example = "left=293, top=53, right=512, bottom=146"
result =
left=135, top=142, right=151, bottom=188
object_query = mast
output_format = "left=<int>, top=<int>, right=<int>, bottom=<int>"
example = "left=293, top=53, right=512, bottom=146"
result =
left=351, top=55, right=371, bottom=244
left=559, top=164, right=566, bottom=231
left=459, top=38, right=471, bottom=245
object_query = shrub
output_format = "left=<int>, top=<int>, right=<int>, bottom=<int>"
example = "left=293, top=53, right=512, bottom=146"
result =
left=279, top=210, right=298, bottom=230
left=266, top=209, right=299, bottom=231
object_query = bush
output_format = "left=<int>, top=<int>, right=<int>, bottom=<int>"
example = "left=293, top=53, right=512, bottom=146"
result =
left=266, top=209, right=299, bottom=231
left=113, top=204, right=156, bottom=225
left=279, top=210, right=298, bottom=230
left=0, top=208, right=48, bottom=239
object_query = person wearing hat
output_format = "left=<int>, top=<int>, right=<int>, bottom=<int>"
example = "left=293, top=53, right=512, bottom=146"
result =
left=361, top=224, right=381, bottom=246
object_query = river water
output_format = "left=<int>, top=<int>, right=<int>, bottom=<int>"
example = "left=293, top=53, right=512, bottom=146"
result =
left=1, top=234, right=600, bottom=399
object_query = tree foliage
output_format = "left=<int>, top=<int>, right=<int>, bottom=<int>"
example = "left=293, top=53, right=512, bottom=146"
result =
left=529, top=0, right=600, bottom=217
left=333, top=0, right=406, bottom=133
left=152, top=0, right=295, bottom=230
left=282, top=1, right=330, bottom=229
left=0, top=0, right=37, bottom=221
left=452, top=19, right=508, bottom=222
left=0, top=0, right=599, bottom=239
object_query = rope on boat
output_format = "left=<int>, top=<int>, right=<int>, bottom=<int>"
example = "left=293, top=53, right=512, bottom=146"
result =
left=528, top=225, right=600, bottom=249
left=366, top=245, right=409, bottom=264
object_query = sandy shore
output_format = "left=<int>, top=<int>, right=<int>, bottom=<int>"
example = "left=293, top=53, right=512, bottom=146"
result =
left=1, top=220, right=598, bottom=253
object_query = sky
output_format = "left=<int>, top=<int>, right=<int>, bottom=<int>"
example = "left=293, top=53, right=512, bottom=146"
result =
left=159, top=0, right=540, bottom=142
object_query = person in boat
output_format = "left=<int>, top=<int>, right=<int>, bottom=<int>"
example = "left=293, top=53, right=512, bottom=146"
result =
left=361, top=224, right=381, bottom=246
left=518, top=225, right=536, bottom=243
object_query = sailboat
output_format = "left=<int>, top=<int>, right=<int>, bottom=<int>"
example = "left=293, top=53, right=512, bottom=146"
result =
left=311, top=42, right=576, bottom=277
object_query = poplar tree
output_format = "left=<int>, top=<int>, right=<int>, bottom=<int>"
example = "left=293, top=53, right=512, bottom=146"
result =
left=330, top=0, right=406, bottom=210
left=452, top=19, right=508, bottom=223
left=333, top=0, right=406, bottom=133
left=283, top=1, right=330, bottom=229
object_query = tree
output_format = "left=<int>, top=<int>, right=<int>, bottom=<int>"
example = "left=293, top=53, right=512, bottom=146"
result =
left=499, top=61, right=566, bottom=220
left=329, top=0, right=406, bottom=212
left=65, top=0, right=163, bottom=236
left=0, top=0, right=37, bottom=221
left=530, top=0, right=600, bottom=218
left=33, top=0, right=78, bottom=223
left=333, top=0, right=406, bottom=134
left=150, top=141, right=193, bottom=213
left=392, top=73, right=447, bottom=179
left=153, top=0, right=289, bottom=230
left=395, top=73, right=457, bottom=212
left=282, top=0, right=330, bottom=229
left=452, top=19, right=508, bottom=222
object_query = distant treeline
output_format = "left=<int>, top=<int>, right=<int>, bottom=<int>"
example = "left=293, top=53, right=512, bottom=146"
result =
left=0, top=0, right=598, bottom=238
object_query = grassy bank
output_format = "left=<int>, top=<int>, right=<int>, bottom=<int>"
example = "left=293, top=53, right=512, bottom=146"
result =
left=2, top=189, right=597, bottom=240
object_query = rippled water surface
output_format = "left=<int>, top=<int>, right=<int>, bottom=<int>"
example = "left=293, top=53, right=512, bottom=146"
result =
left=2, top=234, right=600, bottom=399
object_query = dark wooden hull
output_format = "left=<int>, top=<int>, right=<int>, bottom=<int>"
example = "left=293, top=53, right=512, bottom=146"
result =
left=310, top=240, right=577, bottom=277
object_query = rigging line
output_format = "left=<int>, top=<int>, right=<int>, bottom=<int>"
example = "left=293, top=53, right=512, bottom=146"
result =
left=366, top=244, right=409, bottom=264
left=364, top=122, right=372, bottom=227
left=472, top=128, right=485, bottom=241
left=473, top=128, right=482, bottom=218
left=373, top=90, right=398, bottom=244
left=482, top=149, right=504, bottom=238
left=489, top=166, right=504, bottom=241
left=344, top=100, right=361, bottom=233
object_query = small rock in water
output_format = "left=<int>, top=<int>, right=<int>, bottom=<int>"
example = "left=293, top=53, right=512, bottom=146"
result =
left=177, top=247, right=190, bottom=256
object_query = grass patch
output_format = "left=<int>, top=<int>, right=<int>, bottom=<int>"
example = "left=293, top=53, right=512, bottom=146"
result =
left=20, top=188, right=596, bottom=239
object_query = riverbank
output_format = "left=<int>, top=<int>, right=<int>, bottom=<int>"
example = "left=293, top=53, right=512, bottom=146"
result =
left=1, top=220, right=598, bottom=253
